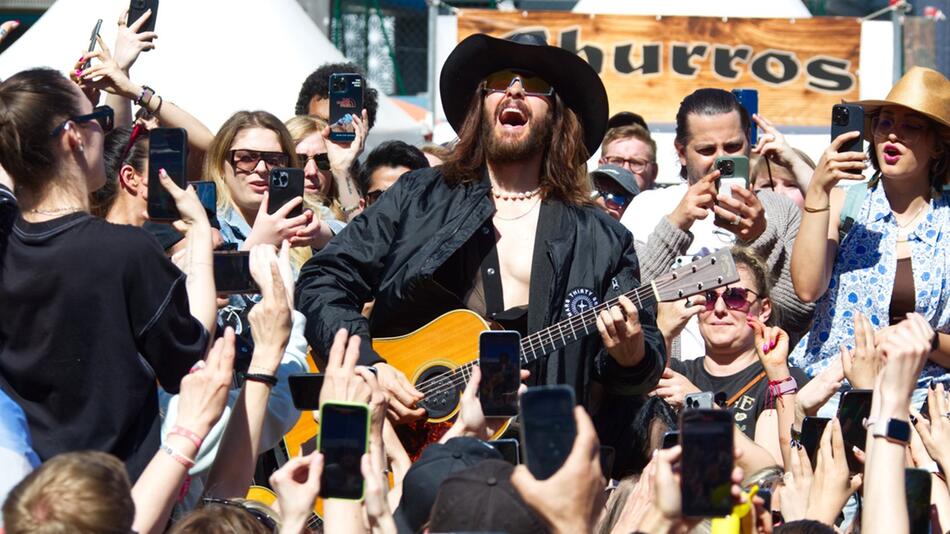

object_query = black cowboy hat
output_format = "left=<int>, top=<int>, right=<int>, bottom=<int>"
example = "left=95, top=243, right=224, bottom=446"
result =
left=439, top=32, right=609, bottom=155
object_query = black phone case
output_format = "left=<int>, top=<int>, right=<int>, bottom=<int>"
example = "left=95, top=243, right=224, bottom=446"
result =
left=213, top=251, right=258, bottom=295
left=288, top=373, right=325, bottom=411
left=831, top=104, right=864, bottom=154
left=520, top=385, right=576, bottom=481
left=800, top=416, right=831, bottom=467
left=146, top=127, right=187, bottom=221
left=905, top=468, right=932, bottom=534
left=837, top=389, right=872, bottom=473
left=267, top=168, right=304, bottom=219
left=680, top=409, right=734, bottom=518
left=128, top=0, right=158, bottom=33
left=328, top=73, right=363, bottom=142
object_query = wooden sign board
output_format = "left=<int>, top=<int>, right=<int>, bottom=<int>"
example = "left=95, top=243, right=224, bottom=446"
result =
left=456, top=10, right=862, bottom=126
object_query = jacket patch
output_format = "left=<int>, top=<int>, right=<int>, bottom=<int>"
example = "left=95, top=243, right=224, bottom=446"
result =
left=564, top=287, right=601, bottom=317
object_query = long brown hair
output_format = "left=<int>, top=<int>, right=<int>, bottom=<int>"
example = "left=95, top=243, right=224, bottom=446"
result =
left=440, top=86, right=592, bottom=205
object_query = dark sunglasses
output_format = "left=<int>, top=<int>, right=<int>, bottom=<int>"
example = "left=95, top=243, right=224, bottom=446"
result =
left=200, top=497, right=278, bottom=532
left=229, top=149, right=289, bottom=173
left=703, top=287, right=759, bottom=312
left=482, top=69, right=555, bottom=97
left=364, top=188, right=387, bottom=206
left=297, top=152, right=330, bottom=171
left=50, top=105, right=114, bottom=136
left=597, top=191, right=630, bottom=209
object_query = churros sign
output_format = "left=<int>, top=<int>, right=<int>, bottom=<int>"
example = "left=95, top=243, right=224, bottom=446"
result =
left=456, top=10, right=862, bottom=126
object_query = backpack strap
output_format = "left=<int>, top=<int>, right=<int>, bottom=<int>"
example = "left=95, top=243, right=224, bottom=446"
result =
left=838, top=183, right=869, bottom=243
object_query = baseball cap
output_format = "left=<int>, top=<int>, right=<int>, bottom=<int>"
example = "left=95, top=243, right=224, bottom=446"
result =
left=427, top=459, right=547, bottom=534
left=590, top=164, right=641, bottom=198
left=394, top=437, right=501, bottom=533
left=606, top=111, right=649, bottom=132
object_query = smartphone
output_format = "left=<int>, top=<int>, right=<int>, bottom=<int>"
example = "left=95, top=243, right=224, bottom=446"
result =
left=680, top=409, right=734, bottom=517
left=319, top=401, right=370, bottom=500
left=193, top=180, right=216, bottom=214
left=289, top=373, right=325, bottom=411
left=328, top=73, right=364, bottom=142
left=685, top=391, right=714, bottom=410
left=267, top=168, right=304, bottom=219
left=715, top=155, right=750, bottom=201
left=146, top=128, right=188, bottom=221
left=128, top=0, right=159, bottom=33
left=831, top=104, right=865, bottom=155
left=520, top=385, right=576, bottom=480
left=83, top=19, right=102, bottom=70
left=799, top=416, right=831, bottom=467
left=661, top=430, right=680, bottom=449
left=906, top=468, right=932, bottom=534
left=731, top=89, right=759, bottom=147
left=488, top=438, right=521, bottom=465
left=478, top=331, right=522, bottom=417
left=600, top=445, right=616, bottom=479
left=213, top=251, right=259, bottom=295
left=836, top=389, right=873, bottom=473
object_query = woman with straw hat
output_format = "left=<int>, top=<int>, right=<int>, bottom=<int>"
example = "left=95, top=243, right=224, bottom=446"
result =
left=789, top=66, right=950, bottom=397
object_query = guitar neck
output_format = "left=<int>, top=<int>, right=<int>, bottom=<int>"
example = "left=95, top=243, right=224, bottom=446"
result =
left=518, top=283, right=657, bottom=366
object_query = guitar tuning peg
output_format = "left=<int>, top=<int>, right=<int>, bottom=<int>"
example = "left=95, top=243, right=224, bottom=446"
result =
left=696, top=283, right=704, bottom=290
left=717, top=276, right=723, bottom=283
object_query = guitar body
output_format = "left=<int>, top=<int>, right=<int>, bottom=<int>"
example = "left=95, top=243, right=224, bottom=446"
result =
left=282, top=310, right=509, bottom=461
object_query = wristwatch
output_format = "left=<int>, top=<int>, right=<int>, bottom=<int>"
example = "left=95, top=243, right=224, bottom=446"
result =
left=135, top=85, right=155, bottom=108
left=872, top=418, right=911, bottom=444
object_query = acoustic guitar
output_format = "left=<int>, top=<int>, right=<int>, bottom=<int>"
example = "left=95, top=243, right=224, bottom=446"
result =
left=279, top=248, right=739, bottom=461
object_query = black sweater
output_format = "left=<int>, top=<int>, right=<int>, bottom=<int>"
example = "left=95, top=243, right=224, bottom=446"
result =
left=0, top=207, right=208, bottom=479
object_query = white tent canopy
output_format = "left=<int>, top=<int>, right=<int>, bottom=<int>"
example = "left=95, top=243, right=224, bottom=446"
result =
left=0, top=0, right=424, bottom=150
left=572, top=0, right=812, bottom=18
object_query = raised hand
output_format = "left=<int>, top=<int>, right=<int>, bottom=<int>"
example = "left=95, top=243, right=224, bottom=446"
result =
left=657, top=297, right=705, bottom=346
left=810, top=131, right=867, bottom=193
left=651, top=367, right=701, bottom=410
left=794, top=359, right=844, bottom=427
left=114, top=9, right=157, bottom=71
left=175, top=328, right=237, bottom=438
left=878, top=313, right=934, bottom=409
left=779, top=441, right=815, bottom=522
left=751, top=114, right=798, bottom=168
left=440, top=366, right=489, bottom=442
left=668, top=169, right=719, bottom=232
left=244, top=192, right=311, bottom=249
left=749, top=317, right=791, bottom=380
left=841, top=311, right=883, bottom=390
left=269, top=452, right=323, bottom=534
left=713, top=185, right=768, bottom=242
left=247, top=243, right=293, bottom=370
left=152, top=169, right=211, bottom=233
left=76, top=36, right=142, bottom=101
left=320, top=329, right=373, bottom=407
left=913, top=382, right=950, bottom=471
left=805, top=418, right=861, bottom=525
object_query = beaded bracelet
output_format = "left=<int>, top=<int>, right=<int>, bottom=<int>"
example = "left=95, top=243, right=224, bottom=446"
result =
left=161, top=443, right=196, bottom=469
left=169, top=425, right=203, bottom=449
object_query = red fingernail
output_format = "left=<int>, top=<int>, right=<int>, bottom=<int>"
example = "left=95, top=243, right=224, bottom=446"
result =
left=762, top=342, right=770, bottom=353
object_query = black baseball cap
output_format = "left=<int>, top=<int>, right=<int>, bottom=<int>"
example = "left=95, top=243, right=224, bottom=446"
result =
left=607, top=111, right=649, bottom=132
left=590, top=164, right=641, bottom=198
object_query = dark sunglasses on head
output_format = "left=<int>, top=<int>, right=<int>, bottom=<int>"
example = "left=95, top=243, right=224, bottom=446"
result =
left=229, top=149, right=289, bottom=173
left=297, top=152, right=330, bottom=171
left=482, top=69, right=555, bottom=97
left=200, top=497, right=278, bottom=533
left=50, top=105, right=114, bottom=136
left=703, top=287, right=759, bottom=312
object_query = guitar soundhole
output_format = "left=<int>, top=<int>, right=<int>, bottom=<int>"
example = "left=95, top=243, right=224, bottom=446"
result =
left=415, top=365, right=462, bottom=420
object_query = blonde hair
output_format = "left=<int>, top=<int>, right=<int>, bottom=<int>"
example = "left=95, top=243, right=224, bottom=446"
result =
left=285, top=115, right=346, bottom=222
left=601, top=124, right=657, bottom=161
left=3, top=451, right=134, bottom=534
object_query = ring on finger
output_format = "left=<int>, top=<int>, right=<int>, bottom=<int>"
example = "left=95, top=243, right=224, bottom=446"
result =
left=730, top=214, right=740, bottom=226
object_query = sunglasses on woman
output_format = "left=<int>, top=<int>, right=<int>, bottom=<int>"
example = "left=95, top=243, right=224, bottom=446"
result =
left=482, top=69, right=555, bottom=97
left=702, top=287, right=759, bottom=313
left=50, top=105, right=114, bottom=136
left=297, top=152, right=331, bottom=171
left=229, top=149, right=290, bottom=173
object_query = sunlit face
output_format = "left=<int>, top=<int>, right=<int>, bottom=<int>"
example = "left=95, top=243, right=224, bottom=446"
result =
left=224, top=127, right=285, bottom=215
left=677, top=110, right=748, bottom=184
left=873, top=105, right=941, bottom=183
left=308, top=96, right=330, bottom=122
left=481, top=76, right=553, bottom=163
left=752, top=168, right=804, bottom=209
left=295, top=132, right=331, bottom=196
left=698, top=265, right=770, bottom=354
left=68, top=84, right=107, bottom=192
left=600, top=137, right=657, bottom=191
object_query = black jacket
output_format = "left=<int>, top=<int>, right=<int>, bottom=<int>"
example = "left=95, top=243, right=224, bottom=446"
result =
left=295, top=168, right=665, bottom=408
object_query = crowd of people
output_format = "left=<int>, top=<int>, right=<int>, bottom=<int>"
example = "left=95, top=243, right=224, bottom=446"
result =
left=0, top=7, right=949, bottom=534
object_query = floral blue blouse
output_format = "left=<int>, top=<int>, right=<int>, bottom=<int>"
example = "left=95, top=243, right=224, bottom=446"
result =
left=790, top=181, right=950, bottom=383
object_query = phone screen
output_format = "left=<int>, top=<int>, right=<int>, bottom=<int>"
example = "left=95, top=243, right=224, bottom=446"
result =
left=478, top=331, right=521, bottom=417
left=147, top=128, right=187, bottom=221
left=680, top=409, right=734, bottom=517
left=213, top=251, right=258, bottom=295
left=289, top=373, right=325, bottom=411
left=837, top=389, right=872, bottom=473
left=800, top=416, right=831, bottom=467
left=906, top=468, right=932, bottom=534
left=488, top=438, right=520, bottom=465
left=319, top=402, right=369, bottom=500
left=520, top=385, right=576, bottom=480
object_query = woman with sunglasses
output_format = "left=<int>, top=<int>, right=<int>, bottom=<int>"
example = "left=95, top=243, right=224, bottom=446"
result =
left=286, top=112, right=367, bottom=227
left=0, top=69, right=211, bottom=480
left=790, top=67, right=950, bottom=396
left=654, top=247, right=809, bottom=443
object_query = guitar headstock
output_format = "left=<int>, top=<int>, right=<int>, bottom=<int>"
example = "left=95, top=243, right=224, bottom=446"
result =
left=653, top=248, right=739, bottom=302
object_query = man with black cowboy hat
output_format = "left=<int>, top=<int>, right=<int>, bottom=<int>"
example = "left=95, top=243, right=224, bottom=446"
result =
left=296, top=33, right=664, bottom=437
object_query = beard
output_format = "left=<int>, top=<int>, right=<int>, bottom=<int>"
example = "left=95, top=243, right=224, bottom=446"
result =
left=481, top=98, right=552, bottom=164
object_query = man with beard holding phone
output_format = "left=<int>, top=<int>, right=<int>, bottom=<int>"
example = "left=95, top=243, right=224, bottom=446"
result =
left=296, top=34, right=664, bottom=440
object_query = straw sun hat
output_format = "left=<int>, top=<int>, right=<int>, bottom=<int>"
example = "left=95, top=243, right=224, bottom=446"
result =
left=854, top=66, right=950, bottom=139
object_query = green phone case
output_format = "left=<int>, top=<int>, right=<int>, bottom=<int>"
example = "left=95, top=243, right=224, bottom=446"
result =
left=318, top=401, right=371, bottom=501
left=714, top=155, right=750, bottom=188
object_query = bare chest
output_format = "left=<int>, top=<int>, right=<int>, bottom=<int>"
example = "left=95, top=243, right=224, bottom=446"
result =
left=492, top=204, right=541, bottom=310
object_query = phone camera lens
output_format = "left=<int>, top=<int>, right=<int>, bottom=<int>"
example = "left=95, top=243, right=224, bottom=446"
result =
left=718, top=161, right=734, bottom=175
left=833, top=108, right=849, bottom=125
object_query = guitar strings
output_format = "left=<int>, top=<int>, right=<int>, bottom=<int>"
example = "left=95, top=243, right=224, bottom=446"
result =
left=413, top=283, right=658, bottom=398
